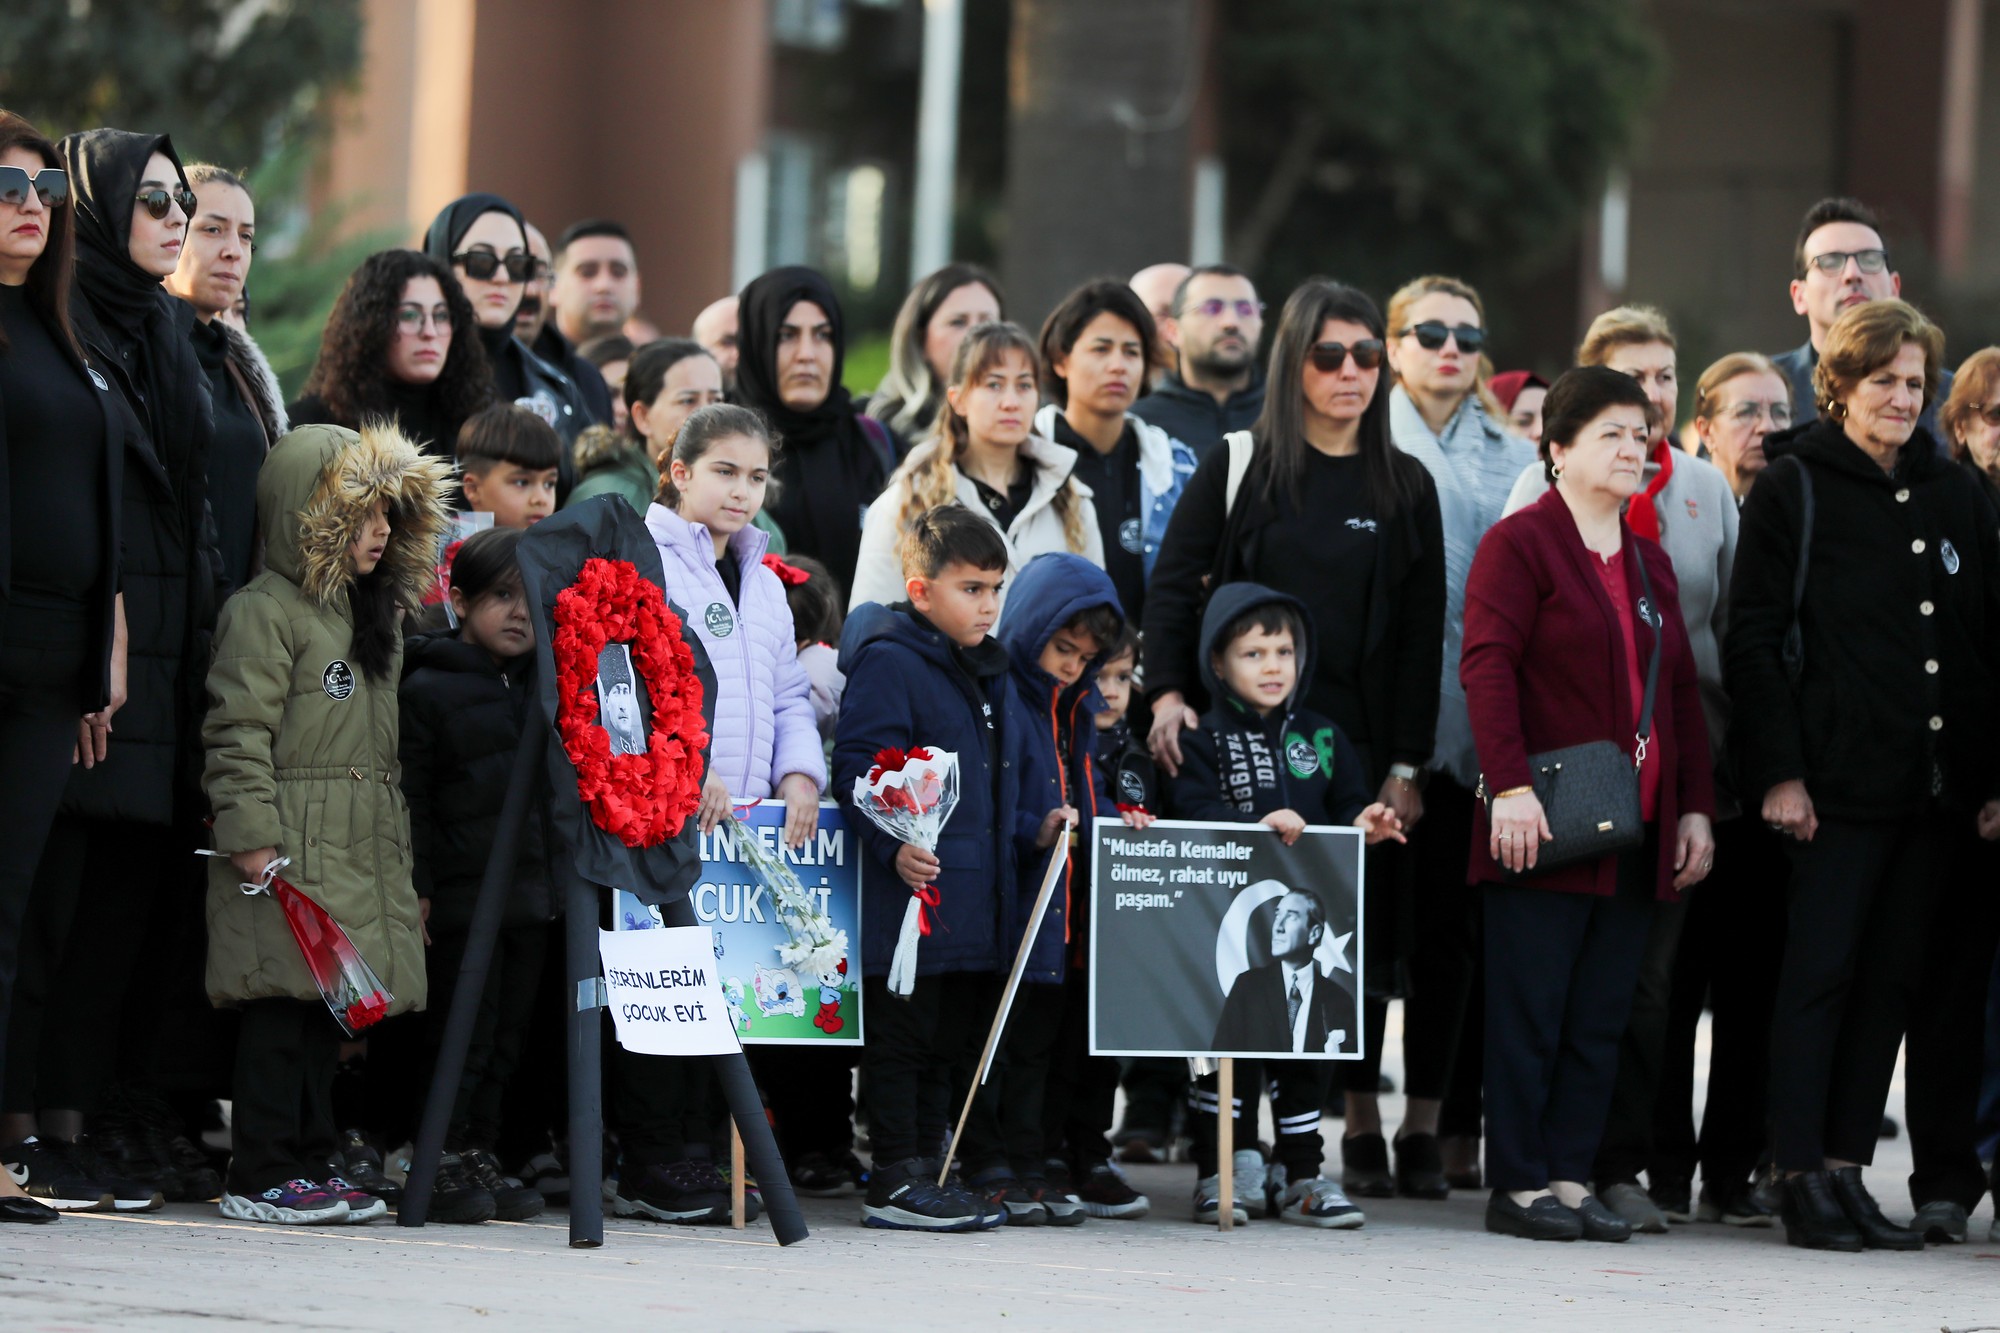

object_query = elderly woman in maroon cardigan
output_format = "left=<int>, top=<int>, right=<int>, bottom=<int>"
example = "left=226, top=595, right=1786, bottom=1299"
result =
left=1461, top=366, right=1716, bottom=1243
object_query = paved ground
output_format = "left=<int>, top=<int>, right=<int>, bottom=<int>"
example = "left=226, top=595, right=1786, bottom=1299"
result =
left=6, top=1016, right=1999, bottom=1332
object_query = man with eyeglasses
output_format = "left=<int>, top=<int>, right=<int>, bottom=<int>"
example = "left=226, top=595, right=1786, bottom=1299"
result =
left=1773, top=196, right=1951, bottom=445
left=1131, top=264, right=1267, bottom=460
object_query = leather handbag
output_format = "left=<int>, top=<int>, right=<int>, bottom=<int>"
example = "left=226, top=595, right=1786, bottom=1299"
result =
left=1481, top=548, right=1663, bottom=878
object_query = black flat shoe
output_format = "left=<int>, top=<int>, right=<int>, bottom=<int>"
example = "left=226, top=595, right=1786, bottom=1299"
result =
left=1392, top=1132, right=1450, bottom=1200
left=1486, top=1190, right=1582, bottom=1241
left=0, top=1196, right=61, bottom=1224
left=1570, top=1195, right=1633, bottom=1242
left=1779, top=1171, right=1863, bottom=1252
left=1340, top=1133, right=1394, bottom=1199
left=1828, top=1166, right=1923, bottom=1250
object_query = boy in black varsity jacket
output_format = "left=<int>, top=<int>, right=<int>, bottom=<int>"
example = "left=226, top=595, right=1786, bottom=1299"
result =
left=1170, top=582, right=1403, bottom=1230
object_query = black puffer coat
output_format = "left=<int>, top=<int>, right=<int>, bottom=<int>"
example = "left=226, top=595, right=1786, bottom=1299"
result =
left=398, top=630, right=560, bottom=931
left=1726, top=417, right=2000, bottom=820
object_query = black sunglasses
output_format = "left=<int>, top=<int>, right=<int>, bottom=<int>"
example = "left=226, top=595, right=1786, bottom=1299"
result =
left=1402, top=321, right=1485, bottom=354
left=451, top=249, right=534, bottom=283
left=135, top=184, right=197, bottom=222
left=0, top=165, right=68, bottom=209
left=1308, top=339, right=1384, bottom=372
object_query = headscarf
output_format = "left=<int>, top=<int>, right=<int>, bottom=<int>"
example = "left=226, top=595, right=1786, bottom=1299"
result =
left=734, top=266, right=888, bottom=587
left=61, top=129, right=189, bottom=340
left=423, top=193, right=528, bottom=397
left=1486, top=369, right=1547, bottom=415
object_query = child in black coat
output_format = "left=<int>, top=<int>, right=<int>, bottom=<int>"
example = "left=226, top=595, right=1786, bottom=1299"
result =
left=1169, top=583, right=1402, bottom=1230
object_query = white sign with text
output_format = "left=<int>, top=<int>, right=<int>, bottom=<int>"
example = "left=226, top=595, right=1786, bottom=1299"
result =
left=598, top=926, right=742, bottom=1056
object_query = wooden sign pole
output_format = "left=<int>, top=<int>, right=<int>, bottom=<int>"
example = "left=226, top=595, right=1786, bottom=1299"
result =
left=1216, top=1057, right=1234, bottom=1231
left=730, top=1121, right=746, bottom=1230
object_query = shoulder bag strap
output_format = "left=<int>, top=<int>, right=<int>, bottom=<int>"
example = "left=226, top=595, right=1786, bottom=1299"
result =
left=1630, top=545, right=1664, bottom=764
left=1223, top=429, right=1255, bottom=515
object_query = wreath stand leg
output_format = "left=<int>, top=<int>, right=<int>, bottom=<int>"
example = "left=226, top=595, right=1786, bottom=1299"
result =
left=661, top=895, right=809, bottom=1245
left=565, top=870, right=607, bottom=1248
left=401, top=728, right=542, bottom=1229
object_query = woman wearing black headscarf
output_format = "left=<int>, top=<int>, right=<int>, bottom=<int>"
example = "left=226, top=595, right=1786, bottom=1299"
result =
left=0, top=129, right=221, bottom=1214
left=735, top=267, right=900, bottom=592
left=0, top=110, right=126, bottom=1226
left=422, top=193, right=587, bottom=490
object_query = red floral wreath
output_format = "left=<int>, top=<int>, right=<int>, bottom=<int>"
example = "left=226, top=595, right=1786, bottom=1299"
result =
left=551, top=558, right=708, bottom=847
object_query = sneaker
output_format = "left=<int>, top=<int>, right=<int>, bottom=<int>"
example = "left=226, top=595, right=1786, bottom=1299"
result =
left=80, top=1093, right=185, bottom=1200
left=1277, top=1175, right=1365, bottom=1229
left=860, top=1157, right=986, bottom=1232
left=1695, top=1181, right=1776, bottom=1227
left=1192, top=1174, right=1248, bottom=1225
left=1648, top=1174, right=1693, bottom=1224
left=942, top=1166, right=1008, bottom=1229
left=327, top=1129, right=403, bottom=1207
left=971, top=1167, right=1047, bottom=1227
left=519, top=1148, right=569, bottom=1205
left=462, top=1148, right=546, bottom=1222
left=1230, top=1148, right=1267, bottom=1218
left=321, top=1176, right=389, bottom=1223
left=1910, top=1199, right=1967, bottom=1245
left=219, top=1178, right=348, bottom=1225
left=1078, top=1160, right=1152, bottom=1219
left=1029, top=1173, right=1086, bottom=1226
left=4, top=1137, right=112, bottom=1212
left=792, top=1149, right=862, bottom=1197
left=59, top=1136, right=163, bottom=1212
left=714, top=1162, right=763, bottom=1222
left=427, top=1153, right=498, bottom=1224
left=1599, top=1180, right=1669, bottom=1234
left=612, top=1158, right=730, bottom=1224
left=1340, top=1133, right=1393, bottom=1199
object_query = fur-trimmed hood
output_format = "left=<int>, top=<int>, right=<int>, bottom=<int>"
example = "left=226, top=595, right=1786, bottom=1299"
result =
left=257, top=423, right=454, bottom=608
left=218, top=319, right=289, bottom=444
left=572, top=423, right=635, bottom=477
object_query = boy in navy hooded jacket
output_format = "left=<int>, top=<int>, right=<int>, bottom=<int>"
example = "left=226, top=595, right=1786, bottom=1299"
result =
left=832, top=505, right=1070, bottom=1232
left=1170, top=582, right=1404, bottom=1230
left=975, top=554, right=1157, bottom=1227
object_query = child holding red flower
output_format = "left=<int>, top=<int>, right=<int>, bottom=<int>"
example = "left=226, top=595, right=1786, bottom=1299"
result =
left=202, top=424, right=452, bottom=1226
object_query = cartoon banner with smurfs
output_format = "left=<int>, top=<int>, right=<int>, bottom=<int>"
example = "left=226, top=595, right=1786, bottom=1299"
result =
left=614, top=801, right=862, bottom=1046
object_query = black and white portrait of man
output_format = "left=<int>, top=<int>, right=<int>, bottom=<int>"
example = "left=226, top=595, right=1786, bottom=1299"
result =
left=1211, top=887, right=1355, bottom=1055
left=596, top=644, right=648, bottom=755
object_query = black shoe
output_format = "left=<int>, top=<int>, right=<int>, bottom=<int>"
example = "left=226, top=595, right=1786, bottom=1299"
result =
left=1571, top=1195, right=1633, bottom=1242
left=1340, top=1133, right=1394, bottom=1198
left=1392, top=1132, right=1450, bottom=1199
left=1440, top=1135, right=1483, bottom=1191
left=0, top=1195, right=60, bottom=1224
left=1695, top=1181, right=1776, bottom=1227
left=327, top=1129, right=403, bottom=1207
left=1878, top=1114, right=1899, bottom=1140
left=1827, top=1166, right=1922, bottom=1250
left=88, top=1089, right=222, bottom=1202
left=612, top=1158, right=730, bottom=1225
left=792, top=1149, right=862, bottom=1197
left=1778, top=1171, right=1863, bottom=1251
left=970, top=1167, right=1047, bottom=1226
left=65, top=1136, right=164, bottom=1212
left=1648, top=1175, right=1692, bottom=1224
left=860, top=1157, right=985, bottom=1232
left=461, top=1148, right=544, bottom=1221
left=3, top=1137, right=112, bottom=1211
left=428, top=1153, right=498, bottom=1224
left=1485, top=1191, right=1582, bottom=1241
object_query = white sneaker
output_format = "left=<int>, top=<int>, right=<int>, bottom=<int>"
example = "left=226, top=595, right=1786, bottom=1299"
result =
left=1278, top=1175, right=1365, bottom=1229
left=1231, top=1149, right=1266, bottom=1216
left=1193, top=1174, right=1248, bottom=1225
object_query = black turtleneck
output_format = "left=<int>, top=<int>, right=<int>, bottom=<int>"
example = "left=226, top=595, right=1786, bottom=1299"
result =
left=481, top=322, right=527, bottom=404
left=1, top=283, right=104, bottom=601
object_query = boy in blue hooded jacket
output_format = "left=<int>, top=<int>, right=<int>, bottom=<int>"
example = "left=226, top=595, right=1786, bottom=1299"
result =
left=833, top=506, right=1071, bottom=1232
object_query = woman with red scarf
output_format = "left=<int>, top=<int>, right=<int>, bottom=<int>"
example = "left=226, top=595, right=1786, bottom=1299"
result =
left=1502, top=305, right=1738, bottom=1233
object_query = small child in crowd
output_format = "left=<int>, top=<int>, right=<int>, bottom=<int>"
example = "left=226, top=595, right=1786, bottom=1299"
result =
left=202, top=424, right=451, bottom=1225
left=623, top=402, right=826, bottom=1224
left=397, top=526, right=556, bottom=1224
left=773, top=552, right=845, bottom=747
left=1170, top=583, right=1404, bottom=1231
left=981, top=553, right=1155, bottom=1227
left=1092, top=624, right=1155, bottom=818
left=456, top=403, right=562, bottom=528
left=833, top=505, right=1072, bottom=1233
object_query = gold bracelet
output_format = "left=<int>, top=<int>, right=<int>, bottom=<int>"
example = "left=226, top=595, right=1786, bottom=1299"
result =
left=1492, top=785, right=1534, bottom=800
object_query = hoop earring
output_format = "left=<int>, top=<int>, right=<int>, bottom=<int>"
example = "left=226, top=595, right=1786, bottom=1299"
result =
left=1549, top=463, right=1563, bottom=482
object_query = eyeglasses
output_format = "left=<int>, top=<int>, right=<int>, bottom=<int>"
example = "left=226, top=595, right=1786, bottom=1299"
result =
left=1976, top=404, right=2000, bottom=427
left=1187, top=298, right=1264, bottom=320
left=1308, top=339, right=1385, bottom=372
left=1724, top=400, right=1792, bottom=429
left=394, top=303, right=452, bottom=335
left=0, top=166, right=68, bottom=209
left=451, top=249, right=535, bottom=283
left=135, top=184, right=197, bottom=222
left=1401, top=321, right=1485, bottom=354
left=1805, top=248, right=1889, bottom=276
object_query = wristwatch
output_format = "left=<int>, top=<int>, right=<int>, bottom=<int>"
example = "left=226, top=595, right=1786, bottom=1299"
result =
left=1388, top=763, right=1421, bottom=785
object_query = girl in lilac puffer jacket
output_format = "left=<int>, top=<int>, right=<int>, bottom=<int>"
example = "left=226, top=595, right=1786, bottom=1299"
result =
left=643, top=404, right=825, bottom=849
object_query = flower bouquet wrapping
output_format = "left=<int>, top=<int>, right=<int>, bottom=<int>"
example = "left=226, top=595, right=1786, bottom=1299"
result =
left=849, top=747, right=960, bottom=996
left=728, top=804, right=849, bottom=979
left=209, top=853, right=395, bottom=1037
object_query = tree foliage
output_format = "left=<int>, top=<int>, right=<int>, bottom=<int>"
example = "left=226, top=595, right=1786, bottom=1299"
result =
left=1222, top=0, right=1664, bottom=310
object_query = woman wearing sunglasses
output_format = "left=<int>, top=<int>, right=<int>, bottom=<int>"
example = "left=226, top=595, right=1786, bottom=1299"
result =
left=292, top=249, right=493, bottom=468
left=0, top=117, right=150, bottom=1225
left=422, top=193, right=587, bottom=497
left=1146, top=282, right=1444, bottom=1223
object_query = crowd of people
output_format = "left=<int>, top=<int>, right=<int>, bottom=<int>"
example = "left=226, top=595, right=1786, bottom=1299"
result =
left=1, top=104, right=1998, bottom=1257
